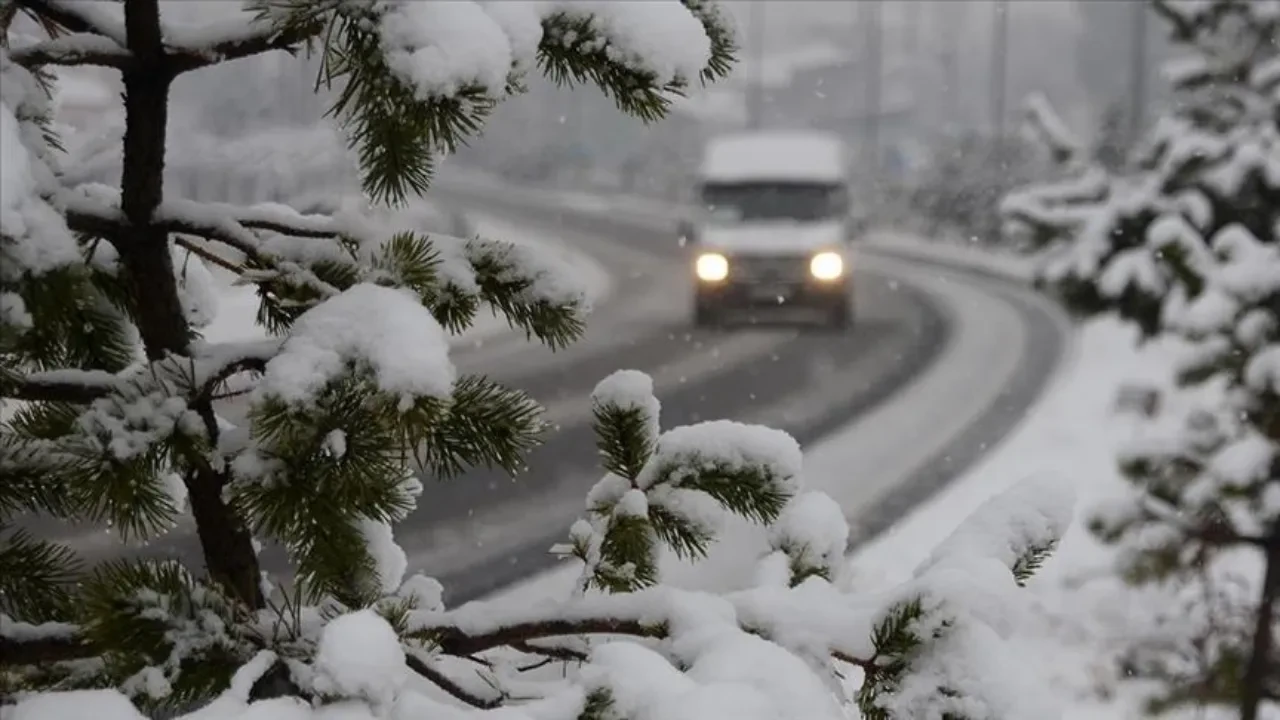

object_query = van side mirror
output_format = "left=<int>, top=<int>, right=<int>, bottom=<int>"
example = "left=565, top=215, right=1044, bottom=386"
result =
left=677, top=219, right=697, bottom=247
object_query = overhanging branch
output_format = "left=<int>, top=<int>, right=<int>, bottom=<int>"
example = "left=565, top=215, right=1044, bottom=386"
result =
left=3, top=605, right=879, bottom=710
left=0, top=633, right=90, bottom=666
left=12, top=0, right=322, bottom=73
left=10, top=33, right=134, bottom=70
left=4, top=347, right=276, bottom=405
left=424, top=617, right=662, bottom=658
left=63, top=197, right=344, bottom=297
left=511, top=639, right=586, bottom=662
left=165, top=20, right=325, bottom=75
left=5, top=371, right=117, bottom=404
left=405, top=653, right=501, bottom=710
left=13, top=0, right=128, bottom=44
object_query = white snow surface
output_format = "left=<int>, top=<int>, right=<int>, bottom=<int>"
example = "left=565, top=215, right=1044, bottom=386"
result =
left=255, top=283, right=455, bottom=406
left=0, top=292, right=32, bottom=330
left=380, top=0, right=712, bottom=100
left=358, top=518, right=409, bottom=595
left=550, top=1, right=712, bottom=85
left=700, top=130, right=848, bottom=184
left=172, top=246, right=221, bottom=329
left=766, top=490, right=849, bottom=578
left=313, top=610, right=407, bottom=708
left=380, top=2, right=518, bottom=98
left=0, top=85, right=79, bottom=279
left=845, top=317, right=1279, bottom=719
left=0, top=101, right=34, bottom=212
left=4, top=690, right=149, bottom=720
left=916, top=473, right=1075, bottom=582
left=592, top=369, right=662, bottom=440
left=636, top=419, right=803, bottom=492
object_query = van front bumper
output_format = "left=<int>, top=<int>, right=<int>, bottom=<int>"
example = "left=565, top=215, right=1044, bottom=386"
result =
left=694, top=277, right=851, bottom=310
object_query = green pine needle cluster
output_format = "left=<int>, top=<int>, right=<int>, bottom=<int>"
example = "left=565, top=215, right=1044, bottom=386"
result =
left=855, top=597, right=968, bottom=720
left=855, top=597, right=929, bottom=720
left=250, top=0, right=736, bottom=207
left=80, top=560, right=251, bottom=710
left=3, top=261, right=136, bottom=375
left=247, top=229, right=587, bottom=352
left=567, top=376, right=796, bottom=594
left=1010, top=539, right=1058, bottom=588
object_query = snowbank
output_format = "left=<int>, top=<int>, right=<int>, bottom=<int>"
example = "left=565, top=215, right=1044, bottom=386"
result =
left=859, top=230, right=1035, bottom=282
left=843, top=317, right=1276, bottom=719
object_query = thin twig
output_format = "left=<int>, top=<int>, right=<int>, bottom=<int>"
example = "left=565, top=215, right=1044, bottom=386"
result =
left=174, top=236, right=242, bottom=274
left=404, top=653, right=500, bottom=710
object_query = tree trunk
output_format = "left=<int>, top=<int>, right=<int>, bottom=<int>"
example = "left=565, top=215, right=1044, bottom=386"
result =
left=1240, top=520, right=1279, bottom=720
left=119, top=0, right=264, bottom=609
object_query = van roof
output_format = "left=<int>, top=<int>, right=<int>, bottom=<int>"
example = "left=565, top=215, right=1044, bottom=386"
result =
left=700, top=130, right=847, bottom=184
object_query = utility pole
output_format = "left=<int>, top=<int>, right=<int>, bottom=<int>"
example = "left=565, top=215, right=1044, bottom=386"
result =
left=746, top=1, right=766, bottom=129
left=941, top=44, right=959, bottom=137
left=863, top=0, right=883, bottom=171
left=902, top=0, right=920, bottom=139
left=990, top=0, right=1009, bottom=139
left=936, top=2, right=964, bottom=140
left=1128, top=0, right=1148, bottom=146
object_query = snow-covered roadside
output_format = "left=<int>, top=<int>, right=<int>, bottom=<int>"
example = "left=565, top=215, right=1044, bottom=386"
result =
left=481, top=315, right=1226, bottom=718
left=840, top=318, right=1135, bottom=716
left=201, top=213, right=613, bottom=349
left=476, top=234, right=1058, bottom=607
left=859, top=230, right=1033, bottom=282
left=842, top=317, right=1278, bottom=719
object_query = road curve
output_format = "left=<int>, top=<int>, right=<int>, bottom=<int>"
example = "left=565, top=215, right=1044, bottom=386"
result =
left=431, top=181, right=1071, bottom=601
left=30, top=183, right=1066, bottom=610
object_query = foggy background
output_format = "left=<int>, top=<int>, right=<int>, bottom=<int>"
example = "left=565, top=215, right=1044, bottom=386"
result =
left=49, top=0, right=1176, bottom=241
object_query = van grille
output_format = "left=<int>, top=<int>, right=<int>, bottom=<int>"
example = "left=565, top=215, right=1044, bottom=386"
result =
left=730, top=255, right=809, bottom=282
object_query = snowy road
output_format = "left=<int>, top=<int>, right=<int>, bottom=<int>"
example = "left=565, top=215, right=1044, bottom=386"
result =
left=35, top=184, right=1068, bottom=608
left=418, top=182, right=1070, bottom=602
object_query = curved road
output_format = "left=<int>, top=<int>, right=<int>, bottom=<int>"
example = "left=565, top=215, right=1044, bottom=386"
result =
left=42, top=186, right=1067, bottom=607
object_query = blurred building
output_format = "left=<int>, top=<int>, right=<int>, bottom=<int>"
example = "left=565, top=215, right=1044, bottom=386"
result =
left=1073, top=0, right=1177, bottom=139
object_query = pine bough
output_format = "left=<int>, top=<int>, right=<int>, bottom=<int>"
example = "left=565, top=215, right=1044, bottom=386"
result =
left=3, top=1, right=1075, bottom=718
left=1002, top=1, right=1280, bottom=716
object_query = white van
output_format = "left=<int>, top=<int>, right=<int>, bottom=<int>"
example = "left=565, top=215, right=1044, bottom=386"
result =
left=680, top=130, right=857, bottom=329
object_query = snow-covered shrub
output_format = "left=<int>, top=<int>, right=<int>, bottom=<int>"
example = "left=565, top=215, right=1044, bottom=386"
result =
left=3, top=1, right=1077, bottom=718
left=907, top=131, right=1044, bottom=245
left=1003, top=2, right=1280, bottom=717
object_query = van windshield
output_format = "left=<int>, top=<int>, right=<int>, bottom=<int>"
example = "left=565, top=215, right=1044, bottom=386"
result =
left=700, top=181, right=847, bottom=223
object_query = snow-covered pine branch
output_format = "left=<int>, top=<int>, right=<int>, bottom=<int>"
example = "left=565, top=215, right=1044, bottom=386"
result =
left=1022, top=92, right=1083, bottom=167
left=4, top=368, right=1077, bottom=720
left=1002, top=2, right=1280, bottom=716
left=50, top=186, right=590, bottom=348
left=7, top=0, right=130, bottom=47
left=7, top=32, right=132, bottom=71
left=3, top=0, right=1088, bottom=717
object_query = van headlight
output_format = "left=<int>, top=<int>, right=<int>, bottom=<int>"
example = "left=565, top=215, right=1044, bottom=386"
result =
left=695, top=252, right=729, bottom=282
left=809, top=252, right=844, bottom=280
